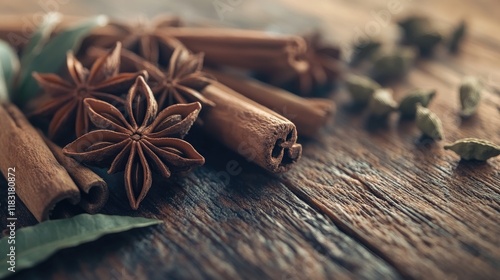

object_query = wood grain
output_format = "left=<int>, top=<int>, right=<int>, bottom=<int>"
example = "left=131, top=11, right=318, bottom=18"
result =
left=1, top=0, right=499, bottom=279
left=277, top=1, right=500, bottom=278
left=3, top=139, right=399, bottom=279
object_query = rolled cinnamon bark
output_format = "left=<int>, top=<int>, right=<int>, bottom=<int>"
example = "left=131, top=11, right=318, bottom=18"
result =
left=201, top=82, right=302, bottom=173
left=0, top=103, right=80, bottom=221
left=207, top=70, right=335, bottom=137
left=41, top=134, right=109, bottom=213
left=161, top=27, right=309, bottom=73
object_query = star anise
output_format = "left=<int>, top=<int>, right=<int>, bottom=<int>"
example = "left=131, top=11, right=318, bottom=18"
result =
left=28, top=42, right=146, bottom=139
left=119, top=46, right=215, bottom=109
left=63, top=76, right=205, bottom=209
left=269, top=32, right=342, bottom=96
left=88, top=15, right=183, bottom=65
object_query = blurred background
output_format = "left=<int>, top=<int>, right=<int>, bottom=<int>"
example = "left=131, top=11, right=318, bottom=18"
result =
left=1, top=0, right=498, bottom=70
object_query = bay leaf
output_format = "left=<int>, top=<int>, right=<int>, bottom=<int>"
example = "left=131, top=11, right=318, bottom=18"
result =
left=0, top=214, right=161, bottom=278
left=20, top=12, right=62, bottom=69
left=15, top=15, right=108, bottom=105
left=0, top=40, right=20, bottom=102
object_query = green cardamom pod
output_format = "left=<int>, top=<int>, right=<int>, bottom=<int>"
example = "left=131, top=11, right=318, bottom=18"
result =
left=398, top=16, right=442, bottom=55
left=399, top=89, right=437, bottom=118
left=448, top=20, right=466, bottom=53
left=371, top=48, right=416, bottom=81
left=459, top=76, right=482, bottom=117
left=414, top=31, right=443, bottom=55
left=398, top=16, right=430, bottom=41
left=444, top=138, right=500, bottom=161
left=346, top=74, right=381, bottom=105
left=368, top=88, right=397, bottom=117
left=352, top=38, right=381, bottom=64
left=416, top=104, right=444, bottom=140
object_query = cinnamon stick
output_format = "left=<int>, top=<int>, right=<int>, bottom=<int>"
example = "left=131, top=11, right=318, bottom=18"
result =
left=0, top=103, right=80, bottom=221
left=201, top=82, right=302, bottom=173
left=207, top=70, right=335, bottom=137
left=41, top=134, right=109, bottom=213
left=159, top=27, right=309, bottom=73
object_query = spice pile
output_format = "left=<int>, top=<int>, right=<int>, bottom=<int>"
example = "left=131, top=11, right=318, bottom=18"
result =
left=0, top=14, right=338, bottom=219
left=0, top=13, right=499, bottom=223
left=345, top=16, right=499, bottom=161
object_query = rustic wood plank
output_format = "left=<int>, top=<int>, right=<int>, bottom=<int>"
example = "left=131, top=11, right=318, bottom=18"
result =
left=260, top=1, right=500, bottom=278
left=1, top=0, right=499, bottom=279
left=2, top=137, right=401, bottom=279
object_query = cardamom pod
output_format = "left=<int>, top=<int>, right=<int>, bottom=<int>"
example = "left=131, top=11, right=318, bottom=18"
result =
left=346, top=74, right=381, bottom=105
left=444, top=138, right=500, bottom=161
left=398, top=16, right=442, bottom=55
left=398, top=16, right=430, bottom=41
left=459, top=76, right=482, bottom=117
left=368, top=88, right=397, bottom=117
left=371, top=48, right=416, bottom=81
left=352, top=38, right=381, bottom=63
left=399, top=89, right=437, bottom=118
left=414, top=31, right=443, bottom=55
left=416, top=104, right=444, bottom=140
left=448, top=20, right=466, bottom=53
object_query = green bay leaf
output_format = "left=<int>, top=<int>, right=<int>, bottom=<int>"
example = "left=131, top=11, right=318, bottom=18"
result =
left=20, top=12, right=62, bottom=69
left=0, top=39, right=20, bottom=102
left=15, top=15, right=108, bottom=105
left=0, top=214, right=161, bottom=278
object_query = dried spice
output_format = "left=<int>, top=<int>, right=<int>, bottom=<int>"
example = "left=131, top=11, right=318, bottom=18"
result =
left=351, top=38, right=381, bottom=64
left=346, top=74, right=381, bottom=106
left=85, top=15, right=183, bottom=65
left=444, top=138, right=500, bottom=161
left=27, top=43, right=145, bottom=139
left=416, top=104, right=443, bottom=140
left=448, top=20, right=467, bottom=53
left=119, top=47, right=214, bottom=109
left=209, top=69, right=335, bottom=138
left=92, top=42, right=303, bottom=173
left=267, top=32, right=342, bottom=95
left=398, top=16, right=442, bottom=55
left=164, top=27, right=309, bottom=84
left=398, top=16, right=429, bottom=38
left=368, top=88, right=398, bottom=117
left=371, top=47, right=416, bottom=81
left=0, top=103, right=81, bottom=222
left=41, top=133, right=109, bottom=214
left=414, top=31, right=442, bottom=55
left=0, top=39, right=19, bottom=101
left=398, top=89, right=436, bottom=118
left=15, top=15, right=109, bottom=106
left=201, top=82, right=303, bottom=173
left=459, top=76, right=482, bottom=117
left=63, top=76, right=205, bottom=209
left=0, top=214, right=161, bottom=278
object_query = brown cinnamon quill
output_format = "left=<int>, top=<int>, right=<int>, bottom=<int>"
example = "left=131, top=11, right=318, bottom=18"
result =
left=207, top=70, right=335, bottom=137
left=156, top=27, right=309, bottom=73
left=201, top=82, right=302, bottom=173
left=0, top=103, right=81, bottom=221
left=41, top=133, right=109, bottom=213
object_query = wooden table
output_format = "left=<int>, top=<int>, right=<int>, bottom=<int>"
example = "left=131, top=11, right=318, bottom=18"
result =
left=1, top=0, right=499, bottom=279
